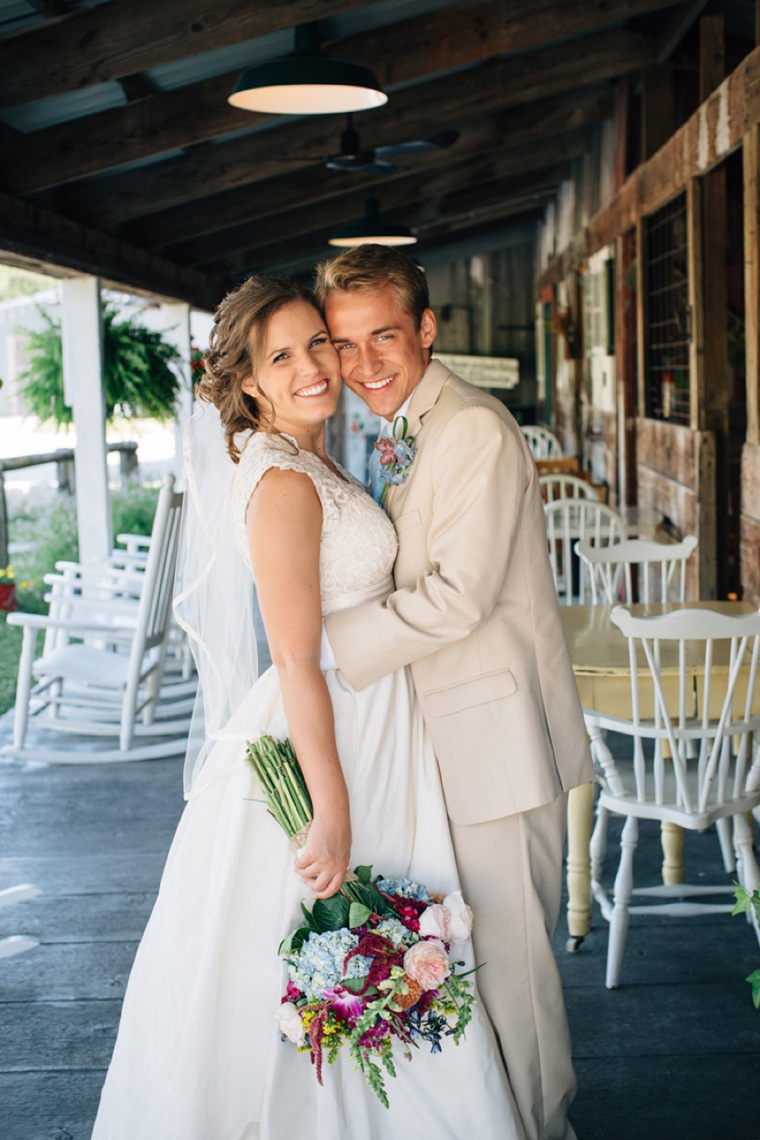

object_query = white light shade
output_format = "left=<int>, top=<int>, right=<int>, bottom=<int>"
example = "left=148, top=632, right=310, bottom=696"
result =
left=329, top=198, right=417, bottom=247
left=328, top=231, right=417, bottom=247
left=229, top=54, right=387, bottom=115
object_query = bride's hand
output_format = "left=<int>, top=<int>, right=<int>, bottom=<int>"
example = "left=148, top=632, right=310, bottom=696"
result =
left=294, top=812, right=351, bottom=899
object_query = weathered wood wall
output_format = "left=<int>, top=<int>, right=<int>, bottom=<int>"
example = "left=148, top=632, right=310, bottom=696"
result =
left=427, top=234, right=538, bottom=415
left=740, top=441, right=760, bottom=604
left=635, top=417, right=716, bottom=599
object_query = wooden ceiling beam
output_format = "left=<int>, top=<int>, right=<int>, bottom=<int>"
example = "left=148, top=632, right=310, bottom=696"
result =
left=171, top=131, right=591, bottom=266
left=208, top=166, right=567, bottom=277
left=0, top=188, right=223, bottom=310
left=253, top=204, right=548, bottom=275
left=0, top=0, right=672, bottom=110
left=0, top=0, right=369, bottom=108
left=1, top=24, right=655, bottom=195
left=46, top=69, right=615, bottom=233
left=133, top=85, right=610, bottom=251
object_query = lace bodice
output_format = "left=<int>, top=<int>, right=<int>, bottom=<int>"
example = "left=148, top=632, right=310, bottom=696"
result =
left=230, top=431, right=398, bottom=614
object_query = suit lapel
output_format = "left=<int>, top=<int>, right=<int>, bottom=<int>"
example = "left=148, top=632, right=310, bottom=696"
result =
left=384, top=359, right=451, bottom=517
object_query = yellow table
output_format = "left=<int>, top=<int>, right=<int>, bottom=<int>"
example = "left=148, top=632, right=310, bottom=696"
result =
left=561, top=600, right=757, bottom=948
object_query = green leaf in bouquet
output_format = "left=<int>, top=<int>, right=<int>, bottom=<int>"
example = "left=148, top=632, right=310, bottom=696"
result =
left=349, top=902, right=372, bottom=929
left=341, top=877, right=394, bottom=917
left=354, top=865, right=373, bottom=884
left=341, top=977, right=375, bottom=996
left=278, top=926, right=312, bottom=956
left=301, top=901, right=319, bottom=931
left=311, top=893, right=351, bottom=933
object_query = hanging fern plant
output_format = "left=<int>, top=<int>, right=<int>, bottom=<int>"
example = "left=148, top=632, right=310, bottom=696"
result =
left=19, top=305, right=182, bottom=426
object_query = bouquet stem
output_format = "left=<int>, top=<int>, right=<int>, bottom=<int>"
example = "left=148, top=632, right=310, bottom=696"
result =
left=245, top=736, right=313, bottom=839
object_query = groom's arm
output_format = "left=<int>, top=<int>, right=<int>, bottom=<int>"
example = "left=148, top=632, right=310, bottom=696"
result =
left=326, top=405, right=528, bottom=690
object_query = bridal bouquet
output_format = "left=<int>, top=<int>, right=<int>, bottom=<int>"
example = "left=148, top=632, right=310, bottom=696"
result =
left=245, top=735, right=478, bottom=1107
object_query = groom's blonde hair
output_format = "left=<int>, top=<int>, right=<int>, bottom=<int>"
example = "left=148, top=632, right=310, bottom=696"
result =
left=314, top=244, right=430, bottom=329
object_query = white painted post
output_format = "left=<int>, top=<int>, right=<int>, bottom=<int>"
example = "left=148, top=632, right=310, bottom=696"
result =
left=162, top=301, right=193, bottom=479
left=61, top=276, right=113, bottom=565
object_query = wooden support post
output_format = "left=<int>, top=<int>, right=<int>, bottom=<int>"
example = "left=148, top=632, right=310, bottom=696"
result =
left=614, top=234, right=628, bottom=507
left=687, top=178, right=717, bottom=597
left=744, top=125, right=760, bottom=446
left=161, top=301, right=193, bottom=480
left=635, top=218, right=646, bottom=418
left=687, top=179, right=705, bottom=433
left=700, top=15, right=726, bottom=102
left=61, top=275, right=112, bottom=566
left=641, top=65, right=675, bottom=161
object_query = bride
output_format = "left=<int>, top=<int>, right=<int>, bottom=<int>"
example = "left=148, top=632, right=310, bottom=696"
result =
left=91, top=275, right=525, bottom=1139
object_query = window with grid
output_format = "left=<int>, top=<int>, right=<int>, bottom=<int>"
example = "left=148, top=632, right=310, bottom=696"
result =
left=644, top=193, right=690, bottom=424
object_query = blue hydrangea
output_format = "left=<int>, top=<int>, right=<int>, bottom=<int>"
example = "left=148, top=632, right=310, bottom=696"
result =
left=287, top=928, right=372, bottom=1002
left=376, top=877, right=431, bottom=903
left=374, top=917, right=413, bottom=948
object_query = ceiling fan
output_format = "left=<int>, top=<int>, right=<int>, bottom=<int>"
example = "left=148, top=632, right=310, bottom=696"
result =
left=288, top=115, right=459, bottom=176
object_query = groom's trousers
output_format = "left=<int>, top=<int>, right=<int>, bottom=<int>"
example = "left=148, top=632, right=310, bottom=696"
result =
left=450, top=792, right=577, bottom=1140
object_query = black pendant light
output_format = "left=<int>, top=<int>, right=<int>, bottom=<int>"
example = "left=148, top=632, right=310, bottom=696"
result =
left=229, top=23, right=387, bottom=116
left=329, top=198, right=417, bottom=248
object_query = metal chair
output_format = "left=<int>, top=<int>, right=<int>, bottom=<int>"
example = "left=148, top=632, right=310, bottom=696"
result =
left=575, top=535, right=698, bottom=605
left=544, top=498, right=627, bottom=604
left=4, top=477, right=190, bottom=763
left=522, top=425, right=563, bottom=459
left=589, top=605, right=760, bottom=987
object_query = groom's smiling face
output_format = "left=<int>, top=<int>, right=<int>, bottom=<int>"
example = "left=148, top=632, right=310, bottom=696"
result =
left=325, top=285, right=436, bottom=420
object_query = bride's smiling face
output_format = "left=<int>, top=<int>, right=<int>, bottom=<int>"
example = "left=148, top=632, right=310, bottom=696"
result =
left=242, top=299, right=342, bottom=438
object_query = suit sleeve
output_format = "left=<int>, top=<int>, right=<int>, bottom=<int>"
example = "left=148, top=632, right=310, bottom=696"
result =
left=326, top=405, right=528, bottom=690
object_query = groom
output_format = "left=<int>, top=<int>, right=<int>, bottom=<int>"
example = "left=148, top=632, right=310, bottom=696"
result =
left=315, top=245, right=593, bottom=1140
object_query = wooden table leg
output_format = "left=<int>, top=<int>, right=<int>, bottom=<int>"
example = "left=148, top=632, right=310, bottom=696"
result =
left=661, top=821, right=685, bottom=884
left=566, top=781, right=594, bottom=950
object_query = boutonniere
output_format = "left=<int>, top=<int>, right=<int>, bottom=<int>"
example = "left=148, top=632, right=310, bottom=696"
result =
left=374, top=416, right=417, bottom=505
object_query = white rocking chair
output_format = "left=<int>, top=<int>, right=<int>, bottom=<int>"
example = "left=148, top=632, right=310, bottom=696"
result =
left=588, top=605, right=760, bottom=988
left=4, top=477, right=190, bottom=764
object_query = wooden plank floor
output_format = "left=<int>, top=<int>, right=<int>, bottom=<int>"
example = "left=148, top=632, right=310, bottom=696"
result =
left=1, top=726, right=759, bottom=1139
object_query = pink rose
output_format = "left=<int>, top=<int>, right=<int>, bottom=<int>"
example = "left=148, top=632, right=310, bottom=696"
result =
left=403, top=939, right=451, bottom=991
left=418, top=903, right=451, bottom=942
left=443, top=890, right=474, bottom=944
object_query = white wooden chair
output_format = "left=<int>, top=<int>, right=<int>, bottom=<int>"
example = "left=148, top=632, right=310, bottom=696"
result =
left=4, top=477, right=191, bottom=763
left=544, top=499, right=627, bottom=604
left=539, top=473, right=600, bottom=504
left=588, top=605, right=760, bottom=988
left=522, top=425, right=563, bottom=459
left=575, top=535, right=698, bottom=605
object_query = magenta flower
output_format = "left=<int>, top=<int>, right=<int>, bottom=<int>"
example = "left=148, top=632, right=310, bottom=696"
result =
left=322, top=985, right=364, bottom=1021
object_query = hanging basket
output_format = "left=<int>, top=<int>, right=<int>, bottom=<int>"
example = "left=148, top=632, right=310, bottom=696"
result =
left=0, top=584, right=17, bottom=612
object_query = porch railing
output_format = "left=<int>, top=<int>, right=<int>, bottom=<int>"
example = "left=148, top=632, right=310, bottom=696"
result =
left=0, top=441, right=138, bottom=567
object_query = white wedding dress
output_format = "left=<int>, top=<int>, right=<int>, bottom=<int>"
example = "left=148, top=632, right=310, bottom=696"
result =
left=92, top=431, right=524, bottom=1140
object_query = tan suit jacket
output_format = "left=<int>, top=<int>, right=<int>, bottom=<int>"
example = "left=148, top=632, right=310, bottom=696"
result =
left=327, top=359, right=593, bottom=825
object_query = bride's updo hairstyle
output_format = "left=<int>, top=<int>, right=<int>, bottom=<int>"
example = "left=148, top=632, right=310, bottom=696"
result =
left=198, top=274, right=321, bottom=463
left=314, top=243, right=430, bottom=330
